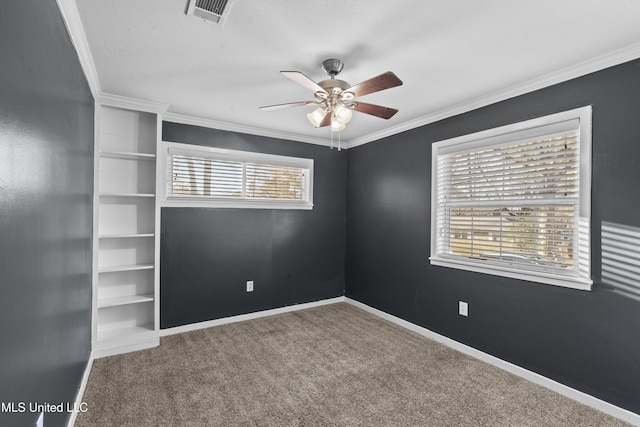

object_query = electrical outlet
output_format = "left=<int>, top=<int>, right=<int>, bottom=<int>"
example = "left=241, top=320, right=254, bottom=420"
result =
left=459, top=301, right=468, bottom=317
left=35, top=412, right=43, bottom=427
left=246, top=280, right=254, bottom=292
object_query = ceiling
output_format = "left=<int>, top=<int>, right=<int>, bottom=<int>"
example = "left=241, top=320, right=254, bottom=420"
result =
left=74, top=0, right=640, bottom=147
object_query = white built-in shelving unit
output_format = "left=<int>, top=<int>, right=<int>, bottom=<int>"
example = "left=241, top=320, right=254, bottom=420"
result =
left=92, top=98, right=165, bottom=358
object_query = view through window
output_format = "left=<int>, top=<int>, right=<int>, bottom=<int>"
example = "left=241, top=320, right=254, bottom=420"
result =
left=430, top=107, right=592, bottom=289
left=161, top=142, right=313, bottom=209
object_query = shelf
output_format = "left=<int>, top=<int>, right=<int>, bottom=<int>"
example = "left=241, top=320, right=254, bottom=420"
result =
left=98, top=293, right=154, bottom=309
left=98, top=198, right=155, bottom=235
left=94, top=105, right=159, bottom=357
left=100, top=193, right=155, bottom=198
left=97, top=323, right=155, bottom=343
left=98, top=264, right=154, bottom=273
left=100, top=150, right=156, bottom=161
left=99, top=233, right=155, bottom=239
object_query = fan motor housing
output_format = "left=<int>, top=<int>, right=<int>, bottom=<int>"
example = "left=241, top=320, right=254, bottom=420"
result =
left=318, top=79, right=350, bottom=93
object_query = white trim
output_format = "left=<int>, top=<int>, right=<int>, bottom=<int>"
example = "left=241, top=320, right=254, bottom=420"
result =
left=54, top=0, right=640, bottom=150
left=166, top=142, right=313, bottom=168
left=67, top=350, right=94, bottom=427
left=163, top=112, right=333, bottom=147
left=90, top=101, right=100, bottom=353
left=94, top=338, right=159, bottom=359
left=163, top=36, right=640, bottom=150
left=166, top=37, right=640, bottom=150
left=55, top=0, right=101, bottom=98
left=154, top=114, right=162, bottom=339
left=344, top=297, right=640, bottom=427
left=98, top=93, right=169, bottom=114
left=68, top=298, right=640, bottom=425
left=160, top=297, right=345, bottom=336
left=159, top=140, right=314, bottom=210
left=164, top=37, right=640, bottom=149
left=430, top=106, right=592, bottom=290
left=429, top=257, right=592, bottom=290
left=161, top=199, right=314, bottom=210
left=346, top=42, right=640, bottom=149
left=431, top=106, right=590, bottom=150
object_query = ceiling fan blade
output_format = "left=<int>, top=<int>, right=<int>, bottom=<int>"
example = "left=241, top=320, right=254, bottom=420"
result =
left=318, top=111, right=331, bottom=127
left=260, top=101, right=319, bottom=111
left=281, top=71, right=327, bottom=94
left=345, top=71, right=403, bottom=98
left=353, top=102, right=399, bottom=119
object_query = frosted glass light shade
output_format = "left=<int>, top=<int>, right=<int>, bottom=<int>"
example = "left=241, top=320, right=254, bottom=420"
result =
left=307, top=108, right=326, bottom=128
left=334, top=105, right=353, bottom=124
left=330, top=116, right=346, bottom=132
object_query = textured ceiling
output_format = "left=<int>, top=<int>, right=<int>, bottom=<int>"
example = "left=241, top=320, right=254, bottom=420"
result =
left=75, top=0, right=640, bottom=146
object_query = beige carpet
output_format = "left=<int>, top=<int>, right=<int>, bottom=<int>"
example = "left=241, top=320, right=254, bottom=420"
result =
left=76, top=303, right=630, bottom=426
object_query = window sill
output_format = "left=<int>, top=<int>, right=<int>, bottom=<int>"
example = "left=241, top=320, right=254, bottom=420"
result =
left=429, top=256, right=592, bottom=291
left=161, top=198, right=313, bottom=210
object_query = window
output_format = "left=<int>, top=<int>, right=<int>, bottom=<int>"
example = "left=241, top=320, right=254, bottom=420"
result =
left=430, top=107, right=592, bottom=290
left=160, top=142, right=313, bottom=209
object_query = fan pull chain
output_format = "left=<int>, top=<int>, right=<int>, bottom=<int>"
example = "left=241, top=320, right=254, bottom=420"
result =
left=329, top=130, right=342, bottom=151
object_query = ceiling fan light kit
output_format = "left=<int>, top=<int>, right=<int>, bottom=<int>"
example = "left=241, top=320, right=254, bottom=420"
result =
left=261, top=59, right=403, bottom=149
left=333, top=105, right=353, bottom=124
left=307, top=108, right=327, bottom=128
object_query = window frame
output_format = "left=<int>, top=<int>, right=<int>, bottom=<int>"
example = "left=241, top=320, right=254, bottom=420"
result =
left=159, top=141, right=314, bottom=210
left=430, top=106, right=592, bottom=290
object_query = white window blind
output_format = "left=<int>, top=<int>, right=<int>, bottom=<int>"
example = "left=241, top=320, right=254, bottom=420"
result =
left=172, top=155, right=244, bottom=197
left=431, top=107, right=592, bottom=289
left=162, top=142, right=313, bottom=209
left=245, top=162, right=305, bottom=200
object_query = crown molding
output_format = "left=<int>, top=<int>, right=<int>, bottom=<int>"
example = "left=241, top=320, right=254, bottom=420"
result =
left=56, top=0, right=101, bottom=98
left=56, top=0, right=640, bottom=150
left=163, top=112, right=333, bottom=147
left=346, top=41, right=640, bottom=149
left=97, top=93, right=169, bottom=114
left=167, top=40, right=640, bottom=151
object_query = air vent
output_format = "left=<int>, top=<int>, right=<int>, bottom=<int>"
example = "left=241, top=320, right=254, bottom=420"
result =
left=186, top=0, right=235, bottom=24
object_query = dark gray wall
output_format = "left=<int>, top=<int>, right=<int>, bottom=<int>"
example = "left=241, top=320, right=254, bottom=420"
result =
left=0, top=1, right=94, bottom=426
left=161, top=124, right=346, bottom=328
left=346, top=59, right=640, bottom=413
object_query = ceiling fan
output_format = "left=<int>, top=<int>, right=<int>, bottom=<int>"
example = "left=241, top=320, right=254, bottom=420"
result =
left=260, top=59, right=403, bottom=134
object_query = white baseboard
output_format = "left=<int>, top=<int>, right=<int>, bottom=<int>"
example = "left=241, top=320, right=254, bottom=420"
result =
left=344, top=297, right=640, bottom=427
left=160, top=297, right=346, bottom=337
left=75, top=297, right=639, bottom=425
left=94, top=336, right=160, bottom=359
left=67, top=350, right=94, bottom=427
